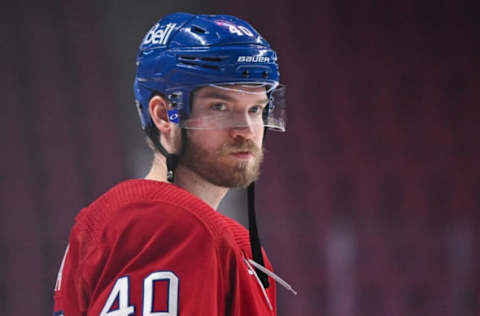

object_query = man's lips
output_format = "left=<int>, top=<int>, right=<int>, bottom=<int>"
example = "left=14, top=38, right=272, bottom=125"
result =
left=230, top=151, right=253, bottom=160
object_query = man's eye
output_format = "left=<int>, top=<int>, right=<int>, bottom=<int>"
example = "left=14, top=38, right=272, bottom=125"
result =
left=211, top=103, right=227, bottom=111
left=249, top=105, right=264, bottom=114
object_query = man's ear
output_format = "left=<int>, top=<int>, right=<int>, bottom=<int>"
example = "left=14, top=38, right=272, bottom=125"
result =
left=149, top=95, right=171, bottom=134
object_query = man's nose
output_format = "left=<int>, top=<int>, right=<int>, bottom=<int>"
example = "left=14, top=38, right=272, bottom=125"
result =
left=228, top=113, right=256, bottom=139
left=229, top=123, right=255, bottom=139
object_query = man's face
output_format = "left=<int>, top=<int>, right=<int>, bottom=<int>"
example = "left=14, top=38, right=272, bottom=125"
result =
left=180, top=85, right=267, bottom=188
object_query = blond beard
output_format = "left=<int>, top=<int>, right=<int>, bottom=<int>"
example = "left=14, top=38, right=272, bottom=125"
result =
left=180, top=138, right=264, bottom=188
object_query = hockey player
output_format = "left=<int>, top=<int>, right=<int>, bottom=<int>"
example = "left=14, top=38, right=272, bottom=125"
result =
left=53, top=12, right=294, bottom=316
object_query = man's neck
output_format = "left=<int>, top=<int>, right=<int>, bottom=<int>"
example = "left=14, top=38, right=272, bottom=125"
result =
left=144, top=155, right=228, bottom=210
left=174, top=164, right=228, bottom=210
left=144, top=155, right=168, bottom=182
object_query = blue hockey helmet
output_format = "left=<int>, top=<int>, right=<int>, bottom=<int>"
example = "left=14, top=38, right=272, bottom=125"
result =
left=133, top=12, right=286, bottom=132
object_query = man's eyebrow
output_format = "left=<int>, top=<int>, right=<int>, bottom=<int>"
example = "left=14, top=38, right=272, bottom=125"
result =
left=197, top=91, right=269, bottom=104
left=197, top=91, right=236, bottom=102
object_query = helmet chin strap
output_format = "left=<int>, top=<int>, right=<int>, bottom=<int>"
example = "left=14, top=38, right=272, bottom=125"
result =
left=248, top=181, right=270, bottom=289
left=148, top=128, right=186, bottom=183
left=159, top=145, right=179, bottom=182
left=247, top=126, right=269, bottom=289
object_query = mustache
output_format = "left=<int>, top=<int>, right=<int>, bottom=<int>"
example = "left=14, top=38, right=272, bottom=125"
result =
left=219, top=139, right=262, bottom=156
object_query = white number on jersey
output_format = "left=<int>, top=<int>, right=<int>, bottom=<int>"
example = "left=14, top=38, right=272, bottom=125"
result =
left=54, top=245, right=69, bottom=291
left=100, top=272, right=179, bottom=316
left=143, top=272, right=179, bottom=316
left=100, top=276, right=135, bottom=316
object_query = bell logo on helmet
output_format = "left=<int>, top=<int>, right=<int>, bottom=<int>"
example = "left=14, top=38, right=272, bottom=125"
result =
left=143, top=23, right=176, bottom=45
left=237, top=56, right=271, bottom=63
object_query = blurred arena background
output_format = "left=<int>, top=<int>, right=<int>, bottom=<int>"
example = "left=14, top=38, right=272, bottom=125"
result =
left=1, top=0, right=479, bottom=315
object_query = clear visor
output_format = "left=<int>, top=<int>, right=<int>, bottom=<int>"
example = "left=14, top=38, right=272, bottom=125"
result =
left=170, top=83, right=286, bottom=132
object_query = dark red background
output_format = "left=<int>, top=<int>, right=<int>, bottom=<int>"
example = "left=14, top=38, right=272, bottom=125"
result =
left=1, top=1, right=478, bottom=315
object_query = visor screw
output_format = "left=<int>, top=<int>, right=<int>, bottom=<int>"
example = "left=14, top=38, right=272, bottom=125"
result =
left=263, top=71, right=268, bottom=79
left=242, top=70, right=250, bottom=78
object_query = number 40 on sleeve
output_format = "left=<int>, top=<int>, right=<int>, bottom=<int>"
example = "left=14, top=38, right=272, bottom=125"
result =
left=100, top=271, right=179, bottom=316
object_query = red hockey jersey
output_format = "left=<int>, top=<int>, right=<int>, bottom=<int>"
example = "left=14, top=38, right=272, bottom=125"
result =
left=53, top=179, right=277, bottom=315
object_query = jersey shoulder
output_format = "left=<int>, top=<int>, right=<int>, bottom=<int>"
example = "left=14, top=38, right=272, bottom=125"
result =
left=74, top=179, right=231, bottom=245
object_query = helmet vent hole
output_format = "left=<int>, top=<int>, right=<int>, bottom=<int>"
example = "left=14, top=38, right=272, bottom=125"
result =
left=191, top=25, right=207, bottom=34
left=178, top=55, right=223, bottom=70
left=201, top=57, right=222, bottom=62
left=179, top=56, right=196, bottom=61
